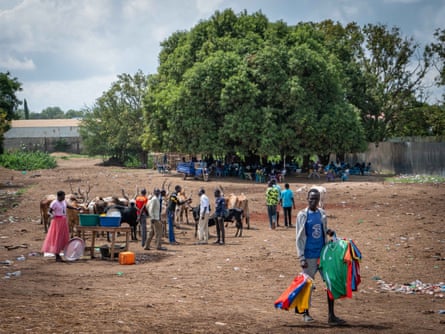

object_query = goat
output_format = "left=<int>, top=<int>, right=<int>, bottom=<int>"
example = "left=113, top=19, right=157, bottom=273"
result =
left=295, top=185, right=308, bottom=200
left=295, top=185, right=327, bottom=208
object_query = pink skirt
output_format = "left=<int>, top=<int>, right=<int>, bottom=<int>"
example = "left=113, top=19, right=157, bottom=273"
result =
left=41, top=216, right=70, bottom=254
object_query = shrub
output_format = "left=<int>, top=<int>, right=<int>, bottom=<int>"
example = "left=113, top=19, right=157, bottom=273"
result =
left=0, top=151, right=57, bottom=170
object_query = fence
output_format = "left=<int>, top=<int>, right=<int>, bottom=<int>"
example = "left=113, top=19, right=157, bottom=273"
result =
left=345, top=138, right=445, bottom=176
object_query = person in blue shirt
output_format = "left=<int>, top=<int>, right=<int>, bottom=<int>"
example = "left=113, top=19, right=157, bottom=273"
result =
left=295, top=189, right=346, bottom=326
left=280, top=183, right=295, bottom=227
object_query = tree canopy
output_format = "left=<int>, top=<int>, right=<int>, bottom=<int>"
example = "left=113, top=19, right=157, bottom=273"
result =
left=143, top=10, right=369, bottom=162
left=80, top=70, right=148, bottom=163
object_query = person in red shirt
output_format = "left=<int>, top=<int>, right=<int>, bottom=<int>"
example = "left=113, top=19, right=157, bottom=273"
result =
left=135, top=188, right=149, bottom=247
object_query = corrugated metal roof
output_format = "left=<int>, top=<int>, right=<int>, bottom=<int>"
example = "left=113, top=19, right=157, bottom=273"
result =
left=10, top=119, right=81, bottom=127
left=5, top=119, right=81, bottom=138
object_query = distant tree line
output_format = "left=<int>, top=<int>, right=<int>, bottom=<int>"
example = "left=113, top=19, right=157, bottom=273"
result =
left=2, top=10, right=444, bottom=164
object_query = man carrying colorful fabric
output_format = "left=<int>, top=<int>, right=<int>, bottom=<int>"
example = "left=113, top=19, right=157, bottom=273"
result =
left=295, top=188, right=346, bottom=325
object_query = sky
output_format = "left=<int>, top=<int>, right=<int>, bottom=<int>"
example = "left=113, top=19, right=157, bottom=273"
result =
left=1, top=0, right=444, bottom=113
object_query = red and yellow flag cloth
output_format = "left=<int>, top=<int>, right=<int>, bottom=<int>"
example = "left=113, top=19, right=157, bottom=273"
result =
left=274, top=273, right=313, bottom=312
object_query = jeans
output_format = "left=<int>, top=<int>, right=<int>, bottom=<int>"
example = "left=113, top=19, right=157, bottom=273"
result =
left=267, top=205, right=277, bottom=228
left=167, top=210, right=176, bottom=243
left=140, top=214, right=147, bottom=247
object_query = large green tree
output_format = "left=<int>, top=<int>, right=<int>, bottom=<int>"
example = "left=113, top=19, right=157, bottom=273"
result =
left=80, top=70, right=148, bottom=164
left=353, top=24, right=432, bottom=143
left=143, top=10, right=366, bottom=162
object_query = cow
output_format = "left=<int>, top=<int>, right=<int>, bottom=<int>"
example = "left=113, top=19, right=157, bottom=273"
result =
left=66, top=194, right=89, bottom=237
left=40, top=194, right=56, bottom=233
left=226, top=193, right=250, bottom=229
left=190, top=205, right=244, bottom=238
left=39, top=183, right=91, bottom=233
left=104, top=201, right=139, bottom=241
left=175, top=188, right=191, bottom=227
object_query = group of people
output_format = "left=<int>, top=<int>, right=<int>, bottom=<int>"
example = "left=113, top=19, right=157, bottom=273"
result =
left=42, top=182, right=346, bottom=325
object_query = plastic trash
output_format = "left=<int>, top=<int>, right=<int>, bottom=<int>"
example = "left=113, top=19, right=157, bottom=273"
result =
left=16, top=255, right=26, bottom=261
left=5, top=271, right=21, bottom=278
left=0, top=260, right=13, bottom=265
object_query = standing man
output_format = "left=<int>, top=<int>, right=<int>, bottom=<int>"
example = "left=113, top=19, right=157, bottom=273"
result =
left=295, top=189, right=345, bottom=325
left=167, top=185, right=191, bottom=245
left=145, top=188, right=166, bottom=251
left=265, top=180, right=280, bottom=229
left=214, top=189, right=226, bottom=245
left=281, top=183, right=296, bottom=227
left=197, top=188, right=210, bottom=244
left=135, top=188, right=149, bottom=248
left=272, top=179, right=282, bottom=227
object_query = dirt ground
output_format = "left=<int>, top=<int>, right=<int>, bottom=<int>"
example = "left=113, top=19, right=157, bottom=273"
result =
left=0, top=154, right=444, bottom=334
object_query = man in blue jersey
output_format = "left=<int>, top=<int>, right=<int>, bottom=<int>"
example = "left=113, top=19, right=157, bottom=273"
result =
left=295, top=188, right=346, bottom=326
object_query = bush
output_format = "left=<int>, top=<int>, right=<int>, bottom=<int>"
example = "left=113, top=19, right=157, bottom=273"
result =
left=0, top=151, right=57, bottom=170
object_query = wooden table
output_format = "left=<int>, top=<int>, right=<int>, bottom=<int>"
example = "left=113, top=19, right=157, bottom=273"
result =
left=76, top=226, right=131, bottom=261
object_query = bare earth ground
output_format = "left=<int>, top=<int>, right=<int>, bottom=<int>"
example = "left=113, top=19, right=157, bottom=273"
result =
left=0, top=154, right=444, bottom=334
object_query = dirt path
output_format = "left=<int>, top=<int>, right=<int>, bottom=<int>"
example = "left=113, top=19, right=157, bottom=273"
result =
left=0, top=156, right=444, bottom=333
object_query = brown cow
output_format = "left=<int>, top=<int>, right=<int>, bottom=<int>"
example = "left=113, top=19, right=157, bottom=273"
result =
left=66, top=195, right=88, bottom=237
left=226, top=193, right=250, bottom=229
left=40, top=194, right=56, bottom=233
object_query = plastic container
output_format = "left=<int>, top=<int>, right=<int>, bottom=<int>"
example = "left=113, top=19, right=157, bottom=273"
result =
left=99, top=216, right=121, bottom=227
left=100, top=244, right=125, bottom=259
left=119, top=251, right=135, bottom=265
left=79, top=214, right=100, bottom=226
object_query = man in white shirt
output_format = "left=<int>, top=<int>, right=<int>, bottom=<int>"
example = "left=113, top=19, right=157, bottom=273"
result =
left=197, top=188, right=210, bottom=244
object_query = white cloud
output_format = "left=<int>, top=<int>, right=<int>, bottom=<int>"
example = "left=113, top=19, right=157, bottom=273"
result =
left=2, top=0, right=443, bottom=111
left=0, top=56, right=35, bottom=70
left=17, top=74, right=116, bottom=112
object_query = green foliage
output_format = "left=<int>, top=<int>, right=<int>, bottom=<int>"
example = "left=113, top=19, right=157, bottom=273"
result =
left=144, top=10, right=368, bottom=161
left=0, top=72, right=22, bottom=121
left=0, top=72, right=22, bottom=153
left=80, top=70, right=148, bottom=165
left=54, top=138, right=69, bottom=152
left=0, top=151, right=57, bottom=170
left=123, top=155, right=141, bottom=168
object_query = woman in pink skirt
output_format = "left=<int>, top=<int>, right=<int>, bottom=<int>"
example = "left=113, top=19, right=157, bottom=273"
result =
left=41, top=190, right=80, bottom=262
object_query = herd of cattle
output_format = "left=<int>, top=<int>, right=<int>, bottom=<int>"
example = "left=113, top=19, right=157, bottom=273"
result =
left=39, top=183, right=250, bottom=241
